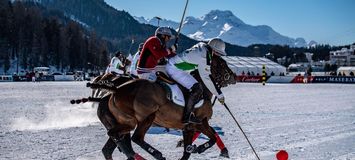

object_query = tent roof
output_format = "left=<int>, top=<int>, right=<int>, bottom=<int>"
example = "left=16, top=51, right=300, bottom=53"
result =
left=223, top=56, right=286, bottom=75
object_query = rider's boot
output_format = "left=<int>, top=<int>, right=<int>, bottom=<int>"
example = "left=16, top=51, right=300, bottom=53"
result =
left=182, top=83, right=203, bottom=124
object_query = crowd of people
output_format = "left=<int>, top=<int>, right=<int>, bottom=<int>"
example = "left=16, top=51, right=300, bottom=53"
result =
left=239, top=70, right=286, bottom=77
left=328, top=71, right=355, bottom=76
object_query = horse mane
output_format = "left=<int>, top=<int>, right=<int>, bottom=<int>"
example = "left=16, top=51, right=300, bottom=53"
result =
left=210, top=55, right=235, bottom=88
left=190, top=70, right=213, bottom=100
left=87, top=73, right=135, bottom=93
left=87, top=81, right=119, bottom=92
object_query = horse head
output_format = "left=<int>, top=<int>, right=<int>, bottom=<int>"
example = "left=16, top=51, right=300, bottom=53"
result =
left=210, top=55, right=236, bottom=88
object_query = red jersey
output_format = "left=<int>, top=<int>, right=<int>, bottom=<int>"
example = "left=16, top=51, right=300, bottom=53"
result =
left=137, top=36, right=174, bottom=72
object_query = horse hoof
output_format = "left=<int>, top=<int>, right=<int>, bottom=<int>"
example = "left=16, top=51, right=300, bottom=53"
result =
left=220, top=148, right=230, bottom=158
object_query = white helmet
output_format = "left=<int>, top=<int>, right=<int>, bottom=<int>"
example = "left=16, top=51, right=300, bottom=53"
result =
left=208, top=38, right=226, bottom=56
left=155, top=27, right=172, bottom=37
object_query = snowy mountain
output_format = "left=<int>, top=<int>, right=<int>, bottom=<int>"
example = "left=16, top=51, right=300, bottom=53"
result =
left=308, top=40, right=318, bottom=48
left=134, top=16, right=179, bottom=29
left=135, top=10, right=308, bottom=47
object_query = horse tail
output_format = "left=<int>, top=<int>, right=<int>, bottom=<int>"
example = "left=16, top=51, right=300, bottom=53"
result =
left=86, top=82, right=119, bottom=92
left=70, top=97, right=103, bottom=104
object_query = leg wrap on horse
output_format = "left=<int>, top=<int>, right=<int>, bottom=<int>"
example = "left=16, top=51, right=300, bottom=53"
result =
left=186, top=139, right=216, bottom=154
left=138, top=141, right=164, bottom=159
left=132, top=113, right=165, bottom=160
left=111, top=134, right=136, bottom=158
left=196, top=139, right=216, bottom=154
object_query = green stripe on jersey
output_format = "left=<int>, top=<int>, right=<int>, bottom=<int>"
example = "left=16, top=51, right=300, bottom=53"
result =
left=174, top=62, right=198, bottom=71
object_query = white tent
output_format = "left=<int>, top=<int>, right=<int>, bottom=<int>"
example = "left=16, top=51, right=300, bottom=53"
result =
left=337, top=66, right=355, bottom=76
left=223, top=56, right=286, bottom=76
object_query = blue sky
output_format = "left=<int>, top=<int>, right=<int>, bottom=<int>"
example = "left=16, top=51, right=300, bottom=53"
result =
left=105, top=0, right=355, bottom=46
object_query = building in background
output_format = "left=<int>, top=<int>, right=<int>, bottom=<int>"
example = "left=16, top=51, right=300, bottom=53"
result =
left=330, top=45, right=355, bottom=66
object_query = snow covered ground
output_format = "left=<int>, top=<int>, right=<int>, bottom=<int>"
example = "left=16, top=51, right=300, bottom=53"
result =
left=0, top=82, right=354, bottom=160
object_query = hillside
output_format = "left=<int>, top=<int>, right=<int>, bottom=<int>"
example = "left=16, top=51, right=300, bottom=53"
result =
left=39, top=0, right=198, bottom=53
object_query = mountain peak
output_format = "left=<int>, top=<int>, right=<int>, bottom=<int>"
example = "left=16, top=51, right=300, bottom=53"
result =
left=134, top=10, right=307, bottom=47
left=206, top=10, right=234, bottom=17
left=203, top=10, right=244, bottom=25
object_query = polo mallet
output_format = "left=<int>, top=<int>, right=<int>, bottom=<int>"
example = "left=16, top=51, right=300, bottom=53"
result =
left=222, top=102, right=261, bottom=160
left=174, top=0, right=189, bottom=46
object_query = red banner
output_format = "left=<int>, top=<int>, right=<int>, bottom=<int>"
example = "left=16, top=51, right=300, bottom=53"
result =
left=236, top=76, right=263, bottom=82
left=291, top=76, right=313, bottom=83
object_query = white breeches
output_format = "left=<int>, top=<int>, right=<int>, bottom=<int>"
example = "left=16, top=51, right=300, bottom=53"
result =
left=166, top=63, right=197, bottom=90
left=106, top=67, right=124, bottom=74
left=138, top=72, right=157, bottom=82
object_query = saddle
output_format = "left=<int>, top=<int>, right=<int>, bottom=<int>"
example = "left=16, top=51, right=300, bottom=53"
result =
left=156, top=71, right=204, bottom=108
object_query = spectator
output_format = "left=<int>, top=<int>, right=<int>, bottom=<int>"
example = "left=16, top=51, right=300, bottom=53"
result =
left=35, top=71, right=40, bottom=82
left=303, top=71, right=308, bottom=83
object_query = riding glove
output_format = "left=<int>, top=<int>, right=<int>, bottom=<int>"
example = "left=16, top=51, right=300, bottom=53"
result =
left=217, top=94, right=225, bottom=105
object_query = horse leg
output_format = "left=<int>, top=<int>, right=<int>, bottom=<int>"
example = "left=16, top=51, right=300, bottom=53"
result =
left=97, top=95, right=119, bottom=159
left=132, top=113, right=165, bottom=160
left=97, top=96, right=144, bottom=159
left=111, top=133, right=146, bottom=160
left=102, top=137, right=116, bottom=160
left=176, top=131, right=201, bottom=148
left=193, top=119, right=217, bottom=154
left=209, top=126, right=229, bottom=158
left=179, top=129, right=195, bottom=160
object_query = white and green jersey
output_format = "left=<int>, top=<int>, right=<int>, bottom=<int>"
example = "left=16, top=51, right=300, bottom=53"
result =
left=168, top=42, right=207, bottom=71
left=129, top=51, right=140, bottom=76
left=167, top=42, right=221, bottom=97
left=106, top=57, right=124, bottom=74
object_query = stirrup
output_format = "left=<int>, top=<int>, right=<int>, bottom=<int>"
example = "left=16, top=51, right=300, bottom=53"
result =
left=183, top=113, right=201, bottom=124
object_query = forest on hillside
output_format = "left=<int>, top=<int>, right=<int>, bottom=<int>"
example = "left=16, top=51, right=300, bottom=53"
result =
left=0, top=0, right=109, bottom=74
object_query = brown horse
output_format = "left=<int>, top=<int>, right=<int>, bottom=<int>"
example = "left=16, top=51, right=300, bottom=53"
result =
left=76, top=73, right=223, bottom=159
left=87, top=55, right=236, bottom=160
